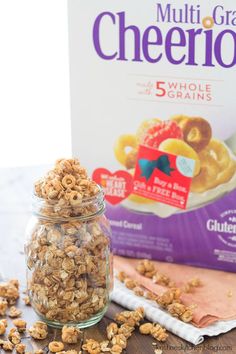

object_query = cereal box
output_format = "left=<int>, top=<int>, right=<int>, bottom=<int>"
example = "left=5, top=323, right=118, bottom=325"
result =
left=68, top=0, right=236, bottom=271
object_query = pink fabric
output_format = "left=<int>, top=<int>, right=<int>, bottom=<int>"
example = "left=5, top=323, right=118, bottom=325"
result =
left=114, top=256, right=236, bottom=328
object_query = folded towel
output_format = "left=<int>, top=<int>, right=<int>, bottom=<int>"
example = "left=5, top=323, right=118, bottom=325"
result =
left=114, top=256, right=236, bottom=327
left=111, top=279, right=236, bottom=345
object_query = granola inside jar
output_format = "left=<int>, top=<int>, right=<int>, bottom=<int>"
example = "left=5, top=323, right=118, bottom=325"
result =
left=25, top=159, right=113, bottom=328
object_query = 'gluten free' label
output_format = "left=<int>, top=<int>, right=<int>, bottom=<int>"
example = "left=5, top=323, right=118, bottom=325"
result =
left=133, top=145, right=195, bottom=209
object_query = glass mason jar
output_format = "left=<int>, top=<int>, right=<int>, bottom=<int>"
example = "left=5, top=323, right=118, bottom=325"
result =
left=25, top=187, right=112, bottom=328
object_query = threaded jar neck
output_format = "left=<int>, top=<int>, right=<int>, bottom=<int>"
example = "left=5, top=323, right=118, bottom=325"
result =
left=32, top=185, right=105, bottom=221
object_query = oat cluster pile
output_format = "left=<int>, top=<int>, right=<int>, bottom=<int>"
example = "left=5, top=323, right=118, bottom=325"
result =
left=0, top=281, right=82, bottom=354
left=117, top=259, right=202, bottom=323
left=0, top=279, right=167, bottom=354
left=83, top=306, right=168, bottom=354
left=34, top=158, right=100, bottom=218
left=25, top=159, right=111, bottom=324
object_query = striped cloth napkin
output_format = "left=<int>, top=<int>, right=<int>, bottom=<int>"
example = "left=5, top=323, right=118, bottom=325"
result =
left=111, top=279, right=236, bottom=345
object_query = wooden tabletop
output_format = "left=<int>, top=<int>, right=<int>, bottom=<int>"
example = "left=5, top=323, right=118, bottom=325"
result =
left=0, top=166, right=236, bottom=354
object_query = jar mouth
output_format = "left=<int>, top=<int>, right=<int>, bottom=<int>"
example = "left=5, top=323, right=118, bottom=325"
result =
left=32, top=184, right=105, bottom=220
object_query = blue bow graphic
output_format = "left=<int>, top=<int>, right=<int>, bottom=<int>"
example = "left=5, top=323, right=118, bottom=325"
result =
left=138, top=155, right=175, bottom=180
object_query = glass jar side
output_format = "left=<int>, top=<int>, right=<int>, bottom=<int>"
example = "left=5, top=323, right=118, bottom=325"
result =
left=25, top=210, right=112, bottom=328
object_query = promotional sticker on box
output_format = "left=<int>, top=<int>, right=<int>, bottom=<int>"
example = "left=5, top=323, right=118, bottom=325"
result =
left=68, top=0, right=236, bottom=271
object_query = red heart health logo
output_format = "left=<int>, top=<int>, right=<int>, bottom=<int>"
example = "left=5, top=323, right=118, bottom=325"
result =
left=92, top=168, right=133, bottom=205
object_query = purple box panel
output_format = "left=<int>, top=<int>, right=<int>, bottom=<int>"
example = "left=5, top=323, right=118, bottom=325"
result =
left=107, top=190, right=236, bottom=272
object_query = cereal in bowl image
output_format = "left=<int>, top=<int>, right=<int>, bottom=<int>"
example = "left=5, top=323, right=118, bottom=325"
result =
left=114, top=116, right=236, bottom=217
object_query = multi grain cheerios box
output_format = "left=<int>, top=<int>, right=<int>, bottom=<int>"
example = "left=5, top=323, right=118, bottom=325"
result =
left=68, top=0, right=236, bottom=271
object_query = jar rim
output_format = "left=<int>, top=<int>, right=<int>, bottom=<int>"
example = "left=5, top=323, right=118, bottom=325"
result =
left=31, top=184, right=105, bottom=220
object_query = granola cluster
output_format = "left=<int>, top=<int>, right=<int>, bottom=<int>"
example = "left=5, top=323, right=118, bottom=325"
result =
left=25, top=159, right=111, bottom=325
left=115, top=307, right=144, bottom=327
left=48, top=341, right=64, bottom=353
left=82, top=339, right=102, bottom=354
left=9, top=306, right=22, bottom=318
left=136, top=260, right=157, bottom=278
left=157, top=288, right=181, bottom=308
left=139, top=323, right=168, bottom=342
left=0, top=280, right=20, bottom=307
left=12, top=319, right=26, bottom=333
left=61, top=326, right=81, bottom=344
left=183, top=278, right=202, bottom=293
left=28, top=321, right=48, bottom=340
left=0, top=340, right=14, bottom=351
left=167, top=303, right=194, bottom=323
left=15, top=343, right=26, bottom=354
left=8, top=328, right=21, bottom=345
